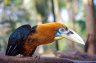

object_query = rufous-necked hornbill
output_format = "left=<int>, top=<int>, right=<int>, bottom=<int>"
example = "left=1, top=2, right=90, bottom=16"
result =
left=5, top=22, right=85, bottom=56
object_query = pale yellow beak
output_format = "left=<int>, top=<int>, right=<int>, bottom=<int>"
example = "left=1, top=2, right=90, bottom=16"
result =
left=55, top=28, right=85, bottom=45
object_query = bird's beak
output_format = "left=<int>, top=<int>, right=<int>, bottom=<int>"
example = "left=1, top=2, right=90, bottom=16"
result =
left=55, top=29, right=85, bottom=45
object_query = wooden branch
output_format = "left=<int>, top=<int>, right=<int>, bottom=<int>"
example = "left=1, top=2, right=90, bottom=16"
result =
left=53, top=50, right=96, bottom=63
left=1, top=55, right=96, bottom=63
left=1, top=52, right=96, bottom=63
left=0, top=55, right=74, bottom=63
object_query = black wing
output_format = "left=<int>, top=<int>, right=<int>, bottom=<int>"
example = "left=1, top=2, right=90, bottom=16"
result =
left=6, top=25, right=31, bottom=56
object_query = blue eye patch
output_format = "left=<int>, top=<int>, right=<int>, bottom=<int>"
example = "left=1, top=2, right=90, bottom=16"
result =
left=55, top=32, right=61, bottom=37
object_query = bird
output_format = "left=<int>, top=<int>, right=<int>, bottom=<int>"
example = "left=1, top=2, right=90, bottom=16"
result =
left=5, top=22, right=85, bottom=57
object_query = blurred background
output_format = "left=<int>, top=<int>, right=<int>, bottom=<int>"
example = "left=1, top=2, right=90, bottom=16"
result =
left=0, top=0, right=96, bottom=56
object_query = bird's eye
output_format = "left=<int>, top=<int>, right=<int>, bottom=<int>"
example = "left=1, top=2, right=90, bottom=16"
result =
left=58, top=28, right=65, bottom=33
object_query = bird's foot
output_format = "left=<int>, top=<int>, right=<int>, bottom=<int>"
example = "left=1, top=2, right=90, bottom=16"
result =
left=32, top=55, right=40, bottom=60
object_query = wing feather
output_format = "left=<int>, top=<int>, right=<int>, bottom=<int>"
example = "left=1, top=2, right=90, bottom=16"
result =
left=6, top=25, right=31, bottom=56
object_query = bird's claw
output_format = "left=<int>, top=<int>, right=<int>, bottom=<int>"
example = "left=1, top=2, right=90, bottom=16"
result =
left=32, top=55, right=40, bottom=60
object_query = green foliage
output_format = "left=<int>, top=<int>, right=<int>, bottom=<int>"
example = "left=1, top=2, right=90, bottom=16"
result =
left=76, top=20, right=85, bottom=32
left=58, top=39, right=67, bottom=51
left=0, top=0, right=32, bottom=51
left=58, top=0, right=66, bottom=8
left=12, top=0, right=22, bottom=6
left=75, top=20, right=86, bottom=37
left=34, top=0, right=50, bottom=23
left=4, top=0, right=11, bottom=6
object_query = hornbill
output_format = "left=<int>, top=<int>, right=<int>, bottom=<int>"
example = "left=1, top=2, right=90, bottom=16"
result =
left=5, top=22, right=85, bottom=56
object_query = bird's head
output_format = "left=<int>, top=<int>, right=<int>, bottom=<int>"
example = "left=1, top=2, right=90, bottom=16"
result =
left=37, top=22, right=85, bottom=45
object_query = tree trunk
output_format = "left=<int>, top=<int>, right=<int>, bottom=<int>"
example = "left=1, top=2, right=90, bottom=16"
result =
left=84, top=0, right=96, bottom=55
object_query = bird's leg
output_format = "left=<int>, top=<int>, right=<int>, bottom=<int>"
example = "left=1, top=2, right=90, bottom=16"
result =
left=32, top=54, right=40, bottom=60
left=22, top=52, right=40, bottom=60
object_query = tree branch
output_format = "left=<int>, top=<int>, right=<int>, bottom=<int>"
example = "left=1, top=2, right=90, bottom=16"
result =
left=0, top=55, right=73, bottom=63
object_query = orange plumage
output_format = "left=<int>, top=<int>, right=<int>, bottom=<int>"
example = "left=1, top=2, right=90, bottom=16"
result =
left=23, top=22, right=66, bottom=56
